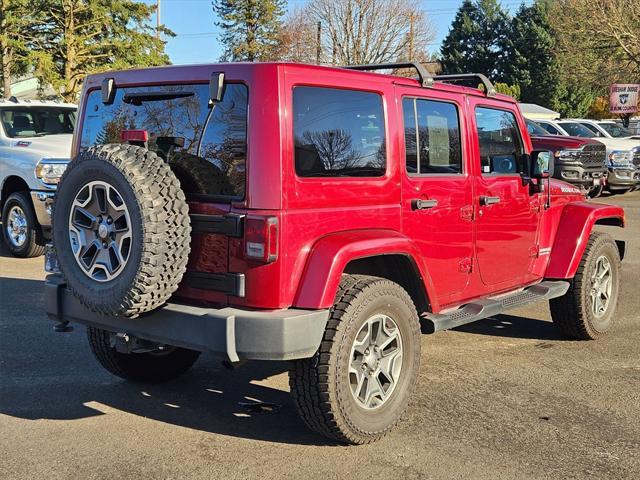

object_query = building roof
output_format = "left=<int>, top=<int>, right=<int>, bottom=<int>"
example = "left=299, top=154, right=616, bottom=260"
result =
left=519, top=103, right=560, bottom=120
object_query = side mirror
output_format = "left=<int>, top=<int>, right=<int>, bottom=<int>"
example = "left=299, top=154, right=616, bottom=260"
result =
left=531, top=150, right=554, bottom=179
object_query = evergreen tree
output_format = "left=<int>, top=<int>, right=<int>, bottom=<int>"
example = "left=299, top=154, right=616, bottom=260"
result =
left=214, top=0, right=286, bottom=62
left=440, top=0, right=510, bottom=81
left=31, top=0, right=172, bottom=101
left=503, top=1, right=560, bottom=108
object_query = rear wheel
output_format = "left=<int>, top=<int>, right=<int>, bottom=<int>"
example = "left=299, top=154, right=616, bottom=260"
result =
left=87, top=327, right=200, bottom=383
left=1, top=191, right=46, bottom=257
left=289, top=275, right=421, bottom=444
left=550, top=232, right=620, bottom=339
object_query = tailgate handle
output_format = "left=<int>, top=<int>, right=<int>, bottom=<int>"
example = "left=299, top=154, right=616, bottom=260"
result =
left=189, top=213, right=244, bottom=237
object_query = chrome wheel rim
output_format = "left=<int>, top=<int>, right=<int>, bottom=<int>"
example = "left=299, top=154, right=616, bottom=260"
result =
left=349, top=314, right=403, bottom=410
left=590, top=255, right=612, bottom=318
left=68, top=180, right=132, bottom=282
left=6, top=205, right=28, bottom=247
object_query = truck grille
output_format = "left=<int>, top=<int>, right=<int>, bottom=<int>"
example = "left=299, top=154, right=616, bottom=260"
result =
left=633, top=146, right=640, bottom=167
left=579, top=143, right=606, bottom=168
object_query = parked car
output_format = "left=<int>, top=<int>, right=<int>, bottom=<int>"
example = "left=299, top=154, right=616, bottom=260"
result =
left=0, top=97, right=76, bottom=256
left=576, top=119, right=640, bottom=141
left=524, top=119, right=606, bottom=197
left=536, top=118, right=639, bottom=193
left=45, top=63, right=625, bottom=445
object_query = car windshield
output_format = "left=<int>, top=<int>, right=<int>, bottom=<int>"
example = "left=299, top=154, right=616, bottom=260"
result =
left=525, top=119, right=549, bottom=136
left=557, top=121, right=596, bottom=138
left=0, top=107, right=76, bottom=138
left=598, top=122, right=633, bottom=138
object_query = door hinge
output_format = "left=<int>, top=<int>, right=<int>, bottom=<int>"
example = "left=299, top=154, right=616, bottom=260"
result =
left=529, top=245, right=540, bottom=258
left=460, top=205, right=474, bottom=222
left=458, top=257, right=473, bottom=273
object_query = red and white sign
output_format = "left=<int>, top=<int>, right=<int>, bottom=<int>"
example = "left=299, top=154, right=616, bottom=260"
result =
left=609, top=84, right=639, bottom=114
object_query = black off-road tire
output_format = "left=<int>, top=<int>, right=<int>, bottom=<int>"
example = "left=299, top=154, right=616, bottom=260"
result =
left=587, top=184, right=603, bottom=199
left=550, top=232, right=621, bottom=339
left=168, top=152, right=235, bottom=197
left=289, top=275, right=421, bottom=444
left=1, top=191, right=46, bottom=257
left=87, top=327, right=200, bottom=383
left=53, top=144, right=191, bottom=318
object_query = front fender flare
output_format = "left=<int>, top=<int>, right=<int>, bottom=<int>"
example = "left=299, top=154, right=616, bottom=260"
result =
left=293, top=229, right=435, bottom=310
left=546, top=201, right=624, bottom=279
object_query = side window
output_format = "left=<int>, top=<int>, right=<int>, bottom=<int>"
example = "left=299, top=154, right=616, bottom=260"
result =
left=293, top=86, right=386, bottom=177
left=540, top=122, right=561, bottom=135
left=475, top=107, right=525, bottom=175
left=403, top=97, right=462, bottom=174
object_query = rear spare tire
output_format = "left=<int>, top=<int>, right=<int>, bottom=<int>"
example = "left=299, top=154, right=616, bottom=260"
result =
left=53, top=144, right=191, bottom=317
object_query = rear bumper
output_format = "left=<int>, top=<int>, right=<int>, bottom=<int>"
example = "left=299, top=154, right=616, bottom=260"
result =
left=44, top=274, right=329, bottom=361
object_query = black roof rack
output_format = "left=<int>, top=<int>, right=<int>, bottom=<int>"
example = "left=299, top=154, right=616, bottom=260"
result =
left=433, top=74, right=497, bottom=97
left=343, top=62, right=434, bottom=88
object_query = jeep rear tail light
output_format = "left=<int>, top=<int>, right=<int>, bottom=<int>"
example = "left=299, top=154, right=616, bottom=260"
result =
left=121, top=129, right=149, bottom=143
left=245, top=216, right=278, bottom=263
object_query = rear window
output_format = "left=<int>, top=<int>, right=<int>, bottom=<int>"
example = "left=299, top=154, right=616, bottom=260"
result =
left=80, top=83, right=248, bottom=200
left=293, top=86, right=386, bottom=177
left=1, top=107, right=76, bottom=138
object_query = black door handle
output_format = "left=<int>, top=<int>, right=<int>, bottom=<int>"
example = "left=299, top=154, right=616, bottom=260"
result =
left=411, top=199, right=438, bottom=210
left=480, top=196, right=501, bottom=206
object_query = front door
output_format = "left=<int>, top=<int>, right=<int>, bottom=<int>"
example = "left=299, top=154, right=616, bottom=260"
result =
left=471, top=104, right=540, bottom=288
left=399, top=90, right=474, bottom=303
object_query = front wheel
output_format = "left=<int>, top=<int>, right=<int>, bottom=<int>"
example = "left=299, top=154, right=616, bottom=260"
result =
left=289, top=275, right=421, bottom=444
left=550, top=232, right=621, bottom=339
left=1, top=191, right=46, bottom=257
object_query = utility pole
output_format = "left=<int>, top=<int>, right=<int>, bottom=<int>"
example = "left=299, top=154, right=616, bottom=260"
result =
left=316, top=22, right=321, bottom=65
left=156, top=0, right=161, bottom=39
left=408, top=13, right=414, bottom=61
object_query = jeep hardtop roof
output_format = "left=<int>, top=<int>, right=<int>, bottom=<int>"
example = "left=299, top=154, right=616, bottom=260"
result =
left=81, top=62, right=516, bottom=104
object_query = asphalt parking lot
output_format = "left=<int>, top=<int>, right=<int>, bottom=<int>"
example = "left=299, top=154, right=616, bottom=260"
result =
left=1, top=191, right=639, bottom=480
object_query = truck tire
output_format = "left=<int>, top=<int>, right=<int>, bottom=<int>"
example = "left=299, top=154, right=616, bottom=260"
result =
left=587, top=184, right=603, bottom=199
left=550, top=232, right=621, bottom=339
left=87, top=327, right=200, bottom=383
left=1, top=191, right=46, bottom=257
left=289, top=275, right=421, bottom=444
left=53, top=144, right=191, bottom=318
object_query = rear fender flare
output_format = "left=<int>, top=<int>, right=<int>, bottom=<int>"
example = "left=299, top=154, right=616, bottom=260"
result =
left=546, top=201, right=625, bottom=279
left=293, top=229, right=436, bottom=310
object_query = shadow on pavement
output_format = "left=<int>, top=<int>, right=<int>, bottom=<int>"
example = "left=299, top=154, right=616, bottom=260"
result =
left=0, top=274, right=565, bottom=447
left=452, top=313, right=567, bottom=341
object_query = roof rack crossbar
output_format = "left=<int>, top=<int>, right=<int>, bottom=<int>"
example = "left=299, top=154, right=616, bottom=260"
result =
left=434, top=74, right=497, bottom=97
left=343, top=62, right=434, bottom=87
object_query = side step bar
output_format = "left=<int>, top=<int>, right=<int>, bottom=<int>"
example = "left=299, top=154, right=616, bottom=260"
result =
left=423, top=281, right=570, bottom=333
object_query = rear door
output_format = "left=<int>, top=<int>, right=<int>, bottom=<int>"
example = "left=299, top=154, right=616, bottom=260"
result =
left=79, top=82, right=249, bottom=302
left=398, top=87, right=474, bottom=304
left=469, top=100, right=541, bottom=289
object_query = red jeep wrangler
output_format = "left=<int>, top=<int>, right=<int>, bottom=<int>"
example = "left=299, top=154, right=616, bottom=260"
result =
left=46, top=62, right=625, bottom=444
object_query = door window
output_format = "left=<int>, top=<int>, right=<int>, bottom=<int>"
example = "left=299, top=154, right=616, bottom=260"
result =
left=293, top=86, right=386, bottom=177
left=403, top=98, right=462, bottom=174
left=475, top=107, right=525, bottom=175
left=539, top=122, right=562, bottom=135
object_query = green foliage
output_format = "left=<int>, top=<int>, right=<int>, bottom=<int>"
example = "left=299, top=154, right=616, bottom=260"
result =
left=493, top=83, right=521, bottom=99
left=503, top=1, right=561, bottom=108
left=440, top=0, right=510, bottom=81
left=214, top=0, right=286, bottom=62
left=1, top=0, right=171, bottom=101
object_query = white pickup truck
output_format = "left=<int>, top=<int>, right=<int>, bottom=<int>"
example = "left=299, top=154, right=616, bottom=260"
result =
left=0, top=97, right=76, bottom=257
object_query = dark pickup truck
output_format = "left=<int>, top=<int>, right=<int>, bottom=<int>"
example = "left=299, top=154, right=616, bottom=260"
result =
left=525, top=119, right=607, bottom=197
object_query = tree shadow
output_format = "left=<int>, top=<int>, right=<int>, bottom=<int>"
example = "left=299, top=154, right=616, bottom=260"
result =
left=451, top=313, right=567, bottom=341
left=0, top=276, right=332, bottom=446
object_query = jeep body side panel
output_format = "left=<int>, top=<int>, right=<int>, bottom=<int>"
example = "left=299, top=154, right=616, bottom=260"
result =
left=545, top=201, right=625, bottom=279
left=292, top=229, right=435, bottom=310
